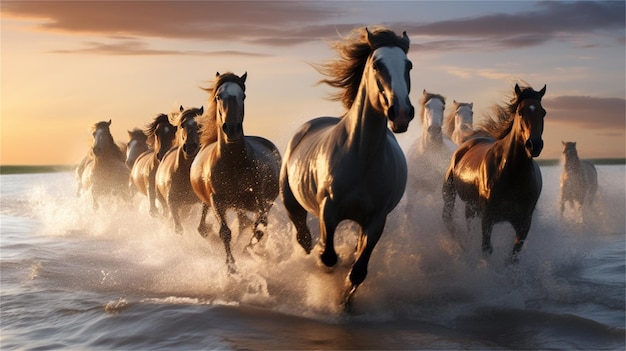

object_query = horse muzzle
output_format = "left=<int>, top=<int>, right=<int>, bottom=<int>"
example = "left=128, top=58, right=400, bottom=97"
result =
left=387, top=101, right=414, bottom=134
left=222, top=122, right=243, bottom=143
left=526, top=138, right=544, bottom=157
left=182, top=142, right=199, bottom=158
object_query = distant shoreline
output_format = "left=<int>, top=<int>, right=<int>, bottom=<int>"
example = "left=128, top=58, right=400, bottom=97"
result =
left=1, top=159, right=625, bottom=175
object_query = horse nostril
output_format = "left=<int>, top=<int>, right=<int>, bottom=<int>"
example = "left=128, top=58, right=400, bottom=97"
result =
left=222, top=123, right=229, bottom=134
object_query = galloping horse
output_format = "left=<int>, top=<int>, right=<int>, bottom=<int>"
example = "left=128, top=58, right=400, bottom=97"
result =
left=131, top=113, right=177, bottom=216
left=190, top=72, right=282, bottom=274
left=407, top=90, right=457, bottom=193
left=442, top=83, right=546, bottom=262
left=560, top=141, right=598, bottom=221
left=80, top=120, right=131, bottom=210
left=155, top=106, right=203, bottom=234
left=279, top=27, right=414, bottom=309
left=443, top=100, right=474, bottom=145
left=125, top=128, right=150, bottom=170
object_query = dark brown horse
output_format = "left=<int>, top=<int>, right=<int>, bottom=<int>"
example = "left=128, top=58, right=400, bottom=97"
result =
left=560, top=141, right=598, bottom=221
left=130, top=113, right=177, bottom=216
left=442, top=83, right=546, bottom=262
left=79, top=120, right=131, bottom=210
left=125, top=128, right=150, bottom=170
left=190, top=72, right=282, bottom=274
left=155, top=106, right=204, bottom=234
left=279, top=27, right=414, bottom=310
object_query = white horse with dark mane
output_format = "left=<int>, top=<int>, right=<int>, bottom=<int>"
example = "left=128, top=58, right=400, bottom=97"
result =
left=407, top=90, right=457, bottom=194
left=443, top=100, right=474, bottom=145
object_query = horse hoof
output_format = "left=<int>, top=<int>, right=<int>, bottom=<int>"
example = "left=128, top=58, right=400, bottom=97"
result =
left=197, top=225, right=209, bottom=238
left=320, top=251, right=338, bottom=267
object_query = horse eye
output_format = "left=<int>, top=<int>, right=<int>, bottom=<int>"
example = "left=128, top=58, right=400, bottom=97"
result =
left=372, top=62, right=380, bottom=72
left=216, top=94, right=222, bottom=101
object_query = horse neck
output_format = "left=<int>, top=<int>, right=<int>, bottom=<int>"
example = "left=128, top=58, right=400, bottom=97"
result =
left=342, top=83, right=389, bottom=159
left=495, top=115, right=533, bottom=172
left=217, top=129, right=248, bottom=161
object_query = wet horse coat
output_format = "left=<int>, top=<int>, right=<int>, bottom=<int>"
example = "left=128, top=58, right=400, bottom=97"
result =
left=190, top=72, right=281, bottom=273
left=442, top=84, right=546, bottom=261
left=155, top=107, right=203, bottom=234
left=131, top=113, right=177, bottom=216
left=280, top=27, right=414, bottom=309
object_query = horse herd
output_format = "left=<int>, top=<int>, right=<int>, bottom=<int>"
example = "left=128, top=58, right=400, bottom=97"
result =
left=74, top=27, right=598, bottom=310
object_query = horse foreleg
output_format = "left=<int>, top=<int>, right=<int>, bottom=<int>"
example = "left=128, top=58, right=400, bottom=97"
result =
left=281, top=183, right=312, bottom=253
left=212, top=200, right=237, bottom=274
left=442, top=174, right=456, bottom=233
left=481, top=217, right=494, bottom=256
left=169, top=200, right=184, bottom=235
left=197, top=203, right=211, bottom=237
left=343, top=217, right=386, bottom=312
left=248, top=206, right=270, bottom=247
left=147, top=173, right=158, bottom=217
left=319, top=198, right=339, bottom=267
left=510, top=217, right=531, bottom=264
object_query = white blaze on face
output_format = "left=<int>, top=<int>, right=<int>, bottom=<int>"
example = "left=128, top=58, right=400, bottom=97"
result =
left=424, top=98, right=444, bottom=130
left=372, top=46, right=410, bottom=105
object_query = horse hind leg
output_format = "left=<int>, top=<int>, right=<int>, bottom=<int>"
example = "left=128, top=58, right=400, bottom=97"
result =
left=197, top=203, right=211, bottom=237
left=248, top=204, right=271, bottom=247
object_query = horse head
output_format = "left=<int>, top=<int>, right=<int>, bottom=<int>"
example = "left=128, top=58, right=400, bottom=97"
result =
left=453, top=101, right=474, bottom=135
left=420, top=90, right=446, bottom=143
left=562, top=141, right=579, bottom=164
left=365, top=28, right=414, bottom=133
left=215, top=71, right=247, bottom=143
left=126, top=128, right=148, bottom=168
left=150, top=114, right=177, bottom=161
left=91, top=119, right=113, bottom=156
left=178, top=107, right=203, bottom=158
left=515, top=83, right=546, bottom=158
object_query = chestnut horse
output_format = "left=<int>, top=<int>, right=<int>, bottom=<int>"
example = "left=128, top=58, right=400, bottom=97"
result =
left=279, top=27, right=414, bottom=310
left=155, top=106, right=203, bottom=234
left=190, top=72, right=281, bottom=274
left=131, top=113, right=177, bottom=216
left=442, top=83, right=546, bottom=262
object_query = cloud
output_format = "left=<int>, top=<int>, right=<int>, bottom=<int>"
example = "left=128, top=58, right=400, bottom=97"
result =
left=50, top=40, right=270, bottom=57
left=543, top=95, right=625, bottom=131
left=2, top=0, right=623, bottom=53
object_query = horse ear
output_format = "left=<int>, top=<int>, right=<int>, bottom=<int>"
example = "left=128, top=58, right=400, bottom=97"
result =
left=514, top=83, right=522, bottom=97
left=422, top=89, right=427, bottom=95
left=539, top=84, right=547, bottom=97
left=469, top=102, right=474, bottom=108
left=365, top=27, right=374, bottom=46
left=107, top=119, right=112, bottom=126
left=215, top=72, right=220, bottom=77
left=401, top=31, right=410, bottom=45
left=179, top=105, right=184, bottom=112
left=241, top=72, right=247, bottom=82
left=199, top=106, right=204, bottom=115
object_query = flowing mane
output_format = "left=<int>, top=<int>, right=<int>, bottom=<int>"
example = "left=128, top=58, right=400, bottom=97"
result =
left=443, top=101, right=471, bottom=137
left=419, top=91, right=446, bottom=125
left=314, top=26, right=410, bottom=112
left=199, top=72, right=246, bottom=146
left=471, top=84, right=544, bottom=140
left=144, top=113, right=169, bottom=146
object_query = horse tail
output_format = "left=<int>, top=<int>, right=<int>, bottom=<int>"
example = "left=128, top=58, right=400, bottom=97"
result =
left=442, top=165, right=456, bottom=232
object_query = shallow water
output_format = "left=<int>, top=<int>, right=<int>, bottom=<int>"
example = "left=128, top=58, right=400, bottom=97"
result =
left=1, top=165, right=624, bottom=350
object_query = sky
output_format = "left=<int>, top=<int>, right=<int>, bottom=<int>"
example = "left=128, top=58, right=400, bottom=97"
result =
left=1, top=0, right=624, bottom=165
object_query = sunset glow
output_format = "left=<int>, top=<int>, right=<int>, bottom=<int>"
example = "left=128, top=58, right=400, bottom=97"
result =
left=1, top=1, right=624, bottom=165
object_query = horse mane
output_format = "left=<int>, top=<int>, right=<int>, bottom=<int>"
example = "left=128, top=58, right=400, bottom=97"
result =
left=471, top=84, right=544, bottom=140
left=314, top=26, right=410, bottom=112
left=443, top=101, right=472, bottom=137
left=419, top=91, right=446, bottom=125
left=145, top=113, right=169, bottom=137
left=199, top=72, right=246, bottom=146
